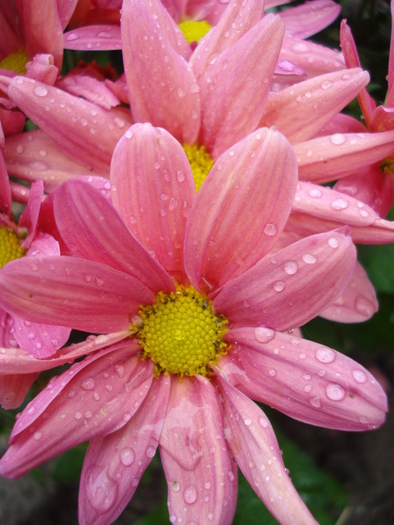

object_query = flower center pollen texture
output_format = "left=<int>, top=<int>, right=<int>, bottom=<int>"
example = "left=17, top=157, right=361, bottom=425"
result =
left=0, top=227, right=26, bottom=269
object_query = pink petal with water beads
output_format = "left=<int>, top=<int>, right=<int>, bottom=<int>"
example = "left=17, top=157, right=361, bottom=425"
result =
left=0, top=256, right=155, bottom=333
left=295, top=129, right=394, bottom=184
left=197, top=15, right=285, bottom=159
left=18, top=179, right=44, bottom=249
left=213, top=231, right=356, bottom=331
left=261, top=68, right=369, bottom=144
left=13, top=315, right=71, bottom=358
left=56, top=73, right=121, bottom=110
left=110, top=124, right=195, bottom=281
left=53, top=179, right=174, bottom=295
left=316, top=112, right=367, bottom=137
left=279, top=0, right=340, bottom=39
left=220, top=328, right=387, bottom=431
left=215, top=375, right=318, bottom=525
left=320, top=261, right=378, bottom=323
left=185, top=128, right=297, bottom=292
left=289, top=182, right=394, bottom=244
left=190, top=0, right=265, bottom=80
left=79, top=375, right=170, bottom=525
left=0, top=150, right=11, bottom=215
left=0, top=345, right=154, bottom=479
left=0, top=372, right=38, bottom=409
left=160, top=376, right=237, bottom=524
left=64, top=25, right=122, bottom=51
left=121, top=0, right=200, bottom=144
left=8, top=77, right=132, bottom=173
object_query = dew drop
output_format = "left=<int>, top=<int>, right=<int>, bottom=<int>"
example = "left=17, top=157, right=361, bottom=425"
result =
left=273, top=280, right=285, bottom=292
left=254, top=327, right=275, bottom=343
left=331, top=198, right=349, bottom=210
left=302, top=253, right=317, bottom=264
left=146, top=446, right=156, bottom=458
left=330, top=133, right=346, bottom=145
left=120, top=448, right=135, bottom=466
left=325, top=383, right=345, bottom=401
left=268, top=369, right=277, bottom=377
left=315, top=347, right=336, bottom=363
left=115, top=365, right=125, bottom=378
left=33, top=431, right=42, bottom=440
left=308, top=188, right=322, bottom=198
left=34, top=85, right=48, bottom=97
left=352, top=370, right=367, bottom=384
left=183, top=485, right=197, bottom=504
left=328, top=237, right=339, bottom=248
left=309, top=396, right=321, bottom=408
left=355, top=297, right=375, bottom=317
left=86, top=466, right=119, bottom=512
left=81, top=378, right=95, bottom=391
left=284, top=261, right=298, bottom=275
left=264, top=223, right=277, bottom=236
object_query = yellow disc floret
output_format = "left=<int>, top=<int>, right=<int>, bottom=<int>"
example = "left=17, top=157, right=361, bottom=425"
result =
left=0, top=48, right=29, bottom=74
left=0, top=226, right=26, bottom=269
left=132, top=285, right=229, bottom=377
left=178, top=20, right=212, bottom=45
left=183, top=143, right=214, bottom=192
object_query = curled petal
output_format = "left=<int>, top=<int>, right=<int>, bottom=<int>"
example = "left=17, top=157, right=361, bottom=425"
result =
left=278, top=0, right=341, bottom=39
left=0, top=372, right=38, bottom=409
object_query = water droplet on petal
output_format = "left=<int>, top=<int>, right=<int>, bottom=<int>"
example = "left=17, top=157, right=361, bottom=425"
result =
left=331, top=198, right=349, bottom=210
left=302, top=253, right=317, bottom=264
left=273, top=280, right=285, bottom=292
left=328, top=237, right=339, bottom=248
left=183, top=485, right=197, bottom=504
left=325, top=383, right=345, bottom=401
left=86, top=466, right=119, bottom=512
left=81, top=378, right=95, bottom=391
left=34, top=85, right=48, bottom=97
left=34, top=431, right=42, bottom=440
left=352, top=370, right=367, bottom=383
left=254, top=327, right=275, bottom=343
left=115, top=365, right=125, bottom=377
left=309, top=396, right=321, bottom=408
left=315, top=347, right=336, bottom=363
left=146, top=447, right=156, bottom=458
left=120, top=448, right=135, bottom=466
left=264, top=223, right=277, bottom=236
left=330, top=134, right=346, bottom=145
left=284, top=261, right=298, bottom=275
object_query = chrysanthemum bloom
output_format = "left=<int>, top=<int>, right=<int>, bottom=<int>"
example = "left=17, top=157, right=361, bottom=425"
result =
left=0, top=124, right=387, bottom=525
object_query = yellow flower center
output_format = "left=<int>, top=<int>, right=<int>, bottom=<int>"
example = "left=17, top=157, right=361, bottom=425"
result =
left=178, top=20, right=212, bottom=44
left=183, top=143, right=214, bottom=192
left=380, top=157, right=393, bottom=174
left=0, top=226, right=26, bottom=269
left=0, top=48, right=29, bottom=74
left=132, top=285, right=229, bottom=377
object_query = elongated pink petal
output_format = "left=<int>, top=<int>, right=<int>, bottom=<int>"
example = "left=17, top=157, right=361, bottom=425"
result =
left=56, top=73, right=121, bottom=110
left=8, top=77, right=132, bottom=173
left=111, top=124, right=196, bottom=281
left=288, top=182, right=394, bottom=244
left=0, top=331, right=131, bottom=375
left=0, top=150, right=11, bottom=215
left=316, top=112, right=367, bottom=136
left=13, top=316, right=71, bottom=358
left=53, top=179, right=174, bottom=294
left=320, top=261, right=378, bottom=322
left=190, top=0, right=265, bottom=79
left=261, top=68, right=369, bottom=144
left=340, top=20, right=376, bottom=124
left=0, top=346, right=153, bottom=478
left=213, top=231, right=356, bottom=331
left=220, top=329, right=387, bottom=431
left=56, top=0, right=79, bottom=30
left=18, top=179, right=44, bottom=248
left=121, top=0, right=200, bottom=143
left=79, top=375, right=170, bottom=525
left=295, top=129, right=394, bottom=183
left=197, top=15, right=285, bottom=158
left=160, top=376, right=237, bottom=525
left=64, top=25, right=122, bottom=50
left=279, top=0, right=340, bottom=39
left=185, top=128, right=297, bottom=291
left=0, top=372, right=38, bottom=409
left=0, top=256, right=155, bottom=332
left=216, top=374, right=318, bottom=524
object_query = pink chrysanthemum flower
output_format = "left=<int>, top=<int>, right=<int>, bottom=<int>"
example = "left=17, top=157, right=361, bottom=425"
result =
left=0, top=124, right=387, bottom=525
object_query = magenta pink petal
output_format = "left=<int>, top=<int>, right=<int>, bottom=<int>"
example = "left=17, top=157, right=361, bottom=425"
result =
left=0, top=256, right=155, bottom=333
left=53, top=179, right=174, bottom=294
left=295, top=129, right=394, bottom=183
left=213, top=231, right=356, bottom=331
left=64, top=25, right=122, bottom=51
left=160, top=376, right=237, bottom=525
left=197, top=15, right=285, bottom=158
left=8, top=77, right=132, bottom=173
left=320, top=261, right=378, bottom=323
left=56, top=0, right=79, bottom=30
left=369, top=104, right=394, bottom=132
left=56, top=73, right=121, bottom=110
left=220, top=328, right=387, bottom=431
left=110, top=124, right=196, bottom=281
left=79, top=375, right=170, bottom=525
left=278, top=0, right=341, bottom=39
left=13, top=316, right=71, bottom=358
left=216, top=374, right=318, bottom=524
left=121, top=0, right=200, bottom=143
left=261, top=68, right=369, bottom=144
left=0, top=150, right=11, bottom=215
left=184, top=128, right=297, bottom=291
left=0, top=372, right=38, bottom=409
left=18, top=179, right=43, bottom=248
left=0, top=346, right=154, bottom=478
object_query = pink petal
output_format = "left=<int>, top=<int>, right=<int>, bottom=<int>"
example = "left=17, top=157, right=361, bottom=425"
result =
left=25, top=53, right=58, bottom=85
left=110, top=124, right=196, bottom=281
left=213, top=230, right=356, bottom=331
left=121, top=0, right=200, bottom=143
left=0, top=372, right=38, bottom=409
left=79, top=375, right=170, bottom=525
left=190, top=0, right=265, bottom=80
left=0, top=107, right=26, bottom=137
left=53, top=179, right=174, bottom=294
left=289, top=182, right=394, bottom=244
left=295, top=129, right=394, bottom=183
left=8, top=77, right=132, bottom=173
left=160, top=376, right=237, bottom=525
left=13, top=315, right=71, bottom=358
left=197, top=15, right=285, bottom=158
left=279, top=0, right=341, bottom=39
left=316, top=112, right=367, bottom=136
left=369, top=104, right=394, bottom=132
left=56, top=73, right=121, bottom=110
left=0, top=150, right=11, bottom=215
left=0, top=256, right=155, bottom=333
left=56, top=0, right=79, bottom=30
left=0, top=345, right=154, bottom=478
left=320, top=261, right=378, bottom=322
left=185, top=128, right=297, bottom=291
left=18, top=179, right=44, bottom=248
left=216, top=374, right=318, bottom=524
left=64, top=25, right=122, bottom=51
left=0, top=3, right=22, bottom=57
left=220, top=328, right=387, bottom=431
left=261, top=68, right=369, bottom=144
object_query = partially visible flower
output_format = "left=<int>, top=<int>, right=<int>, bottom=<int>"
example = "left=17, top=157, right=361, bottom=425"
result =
left=0, top=124, right=387, bottom=525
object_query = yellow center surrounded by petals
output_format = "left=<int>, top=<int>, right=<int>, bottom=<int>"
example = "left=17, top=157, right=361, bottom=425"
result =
left=178, top=20, right=212, bottom=44
left=0, top=226, right=26, bottom=269
left=0, top=48, right=29, bottom=74
left=183, top=143, right=214, bottom=192
left=133, top=285, right=229, bottom=377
